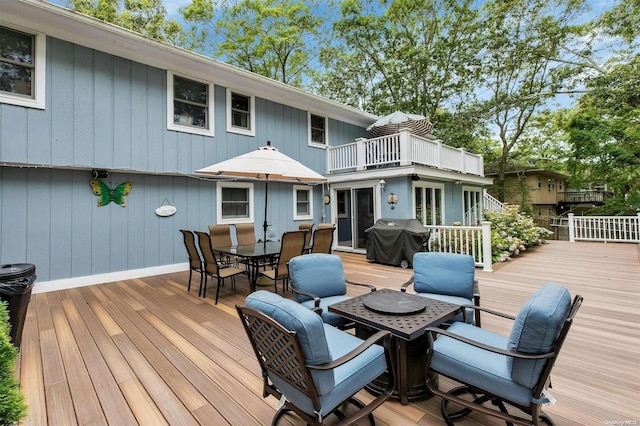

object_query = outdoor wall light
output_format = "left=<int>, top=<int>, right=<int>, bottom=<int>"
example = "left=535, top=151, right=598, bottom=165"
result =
left=379, top=179, right=386, bottom=191
left=387, top=192, right=398, bottom=209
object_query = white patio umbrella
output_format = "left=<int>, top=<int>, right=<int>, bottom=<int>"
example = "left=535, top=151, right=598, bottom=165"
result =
left=366, top=111, right=434, bottom=138
left=196, top=141, right=327, bottom=242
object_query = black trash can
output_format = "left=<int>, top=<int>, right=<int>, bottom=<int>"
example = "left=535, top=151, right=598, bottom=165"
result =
left=0, top=263, right=37, bottom=348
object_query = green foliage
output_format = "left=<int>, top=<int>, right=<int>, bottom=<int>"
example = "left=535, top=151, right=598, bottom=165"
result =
left=484, top=205, right=553, bottom=263
left=567, top=55, right=640, bottom=214
left=0, top=302, right=27, bottom=425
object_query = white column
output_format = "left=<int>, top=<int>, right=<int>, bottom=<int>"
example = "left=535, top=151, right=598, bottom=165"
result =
left=568, top=213, right=575, bottom=242
left=399, top=129, right=411, bottom=166
left=355, top=137, right=366, bottom=171
left=481, top=221, right=493, bottom=272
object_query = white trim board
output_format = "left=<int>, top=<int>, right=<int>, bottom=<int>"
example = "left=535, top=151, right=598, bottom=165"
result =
left=32, top=263, right=189, bottom=294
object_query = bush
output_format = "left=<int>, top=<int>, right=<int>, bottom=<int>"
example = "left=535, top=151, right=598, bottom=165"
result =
left=0, top=301, right=27, bottom=425
left=484, top=204, right=553, bottom=263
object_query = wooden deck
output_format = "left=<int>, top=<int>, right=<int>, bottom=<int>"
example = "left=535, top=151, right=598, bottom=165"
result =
left=17, top=241, right=640, bottom=425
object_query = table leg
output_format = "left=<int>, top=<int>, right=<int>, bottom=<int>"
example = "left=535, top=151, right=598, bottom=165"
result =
left=397, top=339, right=409, bottom=405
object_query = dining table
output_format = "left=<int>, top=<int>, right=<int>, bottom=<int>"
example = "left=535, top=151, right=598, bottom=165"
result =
left=214, top=241, right=281, bottom=293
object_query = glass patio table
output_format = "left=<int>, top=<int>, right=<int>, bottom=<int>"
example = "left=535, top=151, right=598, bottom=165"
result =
left=214, top=241, right=281, bottom=293
left=328, top=288, right=463, bottom=405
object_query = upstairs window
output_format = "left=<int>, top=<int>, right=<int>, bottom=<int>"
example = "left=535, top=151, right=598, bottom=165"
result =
left=309, top=113, right=327, bottom=147
left=167, top=71, right=214, bottom=136
left=226, top=89, right=255, bottom=136
left=0, top=24, right=45, bottom=109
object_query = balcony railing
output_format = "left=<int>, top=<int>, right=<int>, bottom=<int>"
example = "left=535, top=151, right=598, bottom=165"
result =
left=326, top=129, right=484, bottom=176
left=557, top=191, right=612, bottom=204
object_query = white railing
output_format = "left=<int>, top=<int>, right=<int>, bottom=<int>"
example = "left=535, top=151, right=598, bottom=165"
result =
left=483, top=189, right=506, bottom=213
left=568, top=213, right=640, bottom=243
left=424, top=221, right=493, bottom=271
left=327, top=129, right=485, bottom=176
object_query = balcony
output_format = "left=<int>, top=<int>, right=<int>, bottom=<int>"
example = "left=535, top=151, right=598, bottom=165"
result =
left=326, top=129, right=484, bottom=176
left=557, top=190, right=613, bottom=204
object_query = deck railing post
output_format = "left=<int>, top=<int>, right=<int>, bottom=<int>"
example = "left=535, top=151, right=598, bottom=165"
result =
left=355, top=137, right=366, bottom=171
left=568, top=213, right=575, bottom=242
left=481, top=221, right=493, bottom=272
left=399, top=129, right=411, bottom=166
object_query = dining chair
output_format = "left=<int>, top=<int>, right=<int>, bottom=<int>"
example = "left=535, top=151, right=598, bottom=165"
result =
left=194, top=231, right=246, bottom=303
left=316, top=222, right=335, bottom=229
left=208, top=224, right=233, bottom=267
left=179, top=230, right=204, bottom=294
left=289, top=253, right=376, bottom=329
left=401, top=252, right=481, bottom=326
left=257, top=230, right=306, bottom=293
left=237, top=290, right=394, bottom=426
left=424, top=283, right=583, bottom=426
left=298, top=222, right=314, bottom=252
left=310, top=225, right=335, bottom=254
left=234, top=223, right=256, bottom=245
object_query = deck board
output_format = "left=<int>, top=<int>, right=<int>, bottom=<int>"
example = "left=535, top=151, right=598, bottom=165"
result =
left=17, top=240, right=640, bottom=425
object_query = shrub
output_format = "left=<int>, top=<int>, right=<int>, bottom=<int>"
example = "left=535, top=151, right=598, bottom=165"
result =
left=484, top=204, right=553, bottom=263
left=0, top=301, right=27, bottom=425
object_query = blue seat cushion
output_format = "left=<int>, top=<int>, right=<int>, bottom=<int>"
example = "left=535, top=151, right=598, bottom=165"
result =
left=300, top=295, right=352, bottom=327
left=245, top=291, right=334, bottom=393
left=275, top=324, right=387, bottom=417
left=414, top=293, right=473, bottom=324
left=431, top=322, right=534, bottom=407
left=289, top=254, right=347, bottom=302
left=413, top=252, right=475, bottom=299
left=507, top=283, right=571, bottom=388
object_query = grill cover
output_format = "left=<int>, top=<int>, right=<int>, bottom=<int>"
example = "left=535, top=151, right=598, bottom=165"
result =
left=365, top=219, right=430, bottom=267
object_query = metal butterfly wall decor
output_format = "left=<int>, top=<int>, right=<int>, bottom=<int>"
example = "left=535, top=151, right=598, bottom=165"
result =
left=90, top=179, right=133, bottom=207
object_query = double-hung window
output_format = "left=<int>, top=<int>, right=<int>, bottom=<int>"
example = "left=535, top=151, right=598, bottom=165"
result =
left=217, top=182, right=254, bottom=224
left=308, top=112, right=327, bottom=147
left=0, top=24, right=46, bottom=109
left=226, top=89, right=255, bottom=136
left=293, top=185, right=313, bottom=220
left=167, top=71, right=214, bottom=136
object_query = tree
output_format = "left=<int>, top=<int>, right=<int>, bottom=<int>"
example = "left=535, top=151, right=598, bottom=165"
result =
left=566, top=55, right=640, bottom=214
left=67, top=0, right=191, bottom=45
left=183, top=0, right=326, bottom=87
left=474, top=0, right=589, bottom=201
left=315, top=0, right=485, bottom=138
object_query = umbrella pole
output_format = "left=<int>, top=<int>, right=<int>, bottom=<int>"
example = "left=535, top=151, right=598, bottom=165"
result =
left=263, top=175, right=269, bottom=243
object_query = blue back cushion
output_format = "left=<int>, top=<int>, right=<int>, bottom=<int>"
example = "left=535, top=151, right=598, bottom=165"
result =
left=245, top=291, right=335, bottom=393
left=413, top=252, right=475, bottom=299
left=507, top=283, right=571, bottom=388
left=289, top=254, right=347, bottom=302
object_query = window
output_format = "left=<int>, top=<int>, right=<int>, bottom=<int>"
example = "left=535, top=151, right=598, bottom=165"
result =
left=293, top=185, right=313, bottom=220
left=0, top=24, right=46, bottom=109
left=308, top=112, right=327, bottom=147
left=336, top=191, right=348, bottom=218
left=414, top=183, right=444, bottom=226
left=226, top=89, right=255, bottom=136
left=536, top=177, right=542, bottom=190
left=462, top=187, right=482, bottom=225
left=216, top=182, right=254, bottom=224
left=167, top=71, right=214, bottom=136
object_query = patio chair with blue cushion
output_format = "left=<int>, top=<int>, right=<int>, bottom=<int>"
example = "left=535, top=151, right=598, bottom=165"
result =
left=425, top=283, right=583, bottom=426
left=401, top=252, right=481, bottom=326
left=237, top=290, right=394, bottom=426
left=289, top=254, right=376, bottom=329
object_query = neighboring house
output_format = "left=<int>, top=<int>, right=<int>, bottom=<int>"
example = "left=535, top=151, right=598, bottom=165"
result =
left=0, top=0, right=491, bottom=289
left=487, top=169, right=568, bottom=223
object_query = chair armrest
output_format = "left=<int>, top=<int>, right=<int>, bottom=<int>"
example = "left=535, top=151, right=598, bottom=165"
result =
left=290, top=287, right=322, bottom=308
left=308, top=330, right=392, bottom=370
left=345, top=279, right=377, bottom=292
left=400, top=276, right=414, bottom=292
left=425, top=327, right=554, bottom=360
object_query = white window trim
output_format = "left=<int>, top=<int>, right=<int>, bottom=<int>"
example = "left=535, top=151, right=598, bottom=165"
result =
left=413, top=181, right=445, bottom=226
left=166, top=70, right=214, bottom=137
left=293, top=185, right=314, bottom=220
left=0, top=23, right=46, bottom=110
left=226, top=88, right=255, bottom=136
left=216, top=181, right=254, bottom=224
left=308, top=111, right=328, bottom=149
